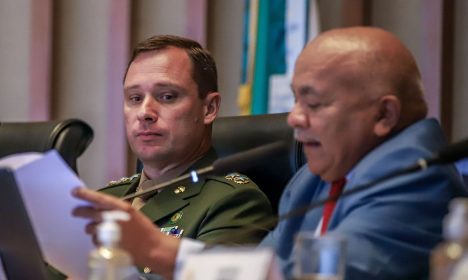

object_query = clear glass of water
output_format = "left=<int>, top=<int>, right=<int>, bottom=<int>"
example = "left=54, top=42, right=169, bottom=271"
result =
left=293, top=232, right=346, bottom=280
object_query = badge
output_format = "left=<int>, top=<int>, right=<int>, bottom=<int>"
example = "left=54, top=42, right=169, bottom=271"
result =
left=160, top=226, right=184, bottom=238
left=143, top=267, right=151, bottom=274
left=170, top=211, right=183, bottom=224
left=107, top=174, right=139, bottom=186
left=174, top=185, right=186, bottom=194
left=225, top=173, right=250, bottom=184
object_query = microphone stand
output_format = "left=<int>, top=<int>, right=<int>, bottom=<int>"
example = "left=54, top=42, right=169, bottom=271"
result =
left=204, top=135, right=468, bottom=246
left=205, top=158, right=432, bottom=247
left=121, top=141, right=288, bottom=201
left=121, top=167, right=212, bottom=201
left=280, top=159, right=428, bottom=221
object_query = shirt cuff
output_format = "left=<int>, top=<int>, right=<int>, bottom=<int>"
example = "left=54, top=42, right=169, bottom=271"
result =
left=174, top=238, right=205, bottom=280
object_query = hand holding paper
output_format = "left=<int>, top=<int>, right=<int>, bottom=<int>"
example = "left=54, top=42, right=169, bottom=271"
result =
left=0, top=150, right=93, bottom=280
left=71, top=187, right=180, bottom=280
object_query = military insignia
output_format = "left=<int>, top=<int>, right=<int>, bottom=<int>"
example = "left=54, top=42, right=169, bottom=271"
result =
left=225, top=173, right=250, bottom=184
left=143, top=267, right=151, bottom=274
left=160, top=226, right=184, bottom=238
left=174, top=185, right=186, bottom=194
left=107, top=174, right=139, bottom=186
left=170, top=211, right=183, bottom=223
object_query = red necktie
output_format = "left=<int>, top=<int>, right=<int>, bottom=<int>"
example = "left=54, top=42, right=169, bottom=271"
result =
left=320, top=178, right=346, bottom=235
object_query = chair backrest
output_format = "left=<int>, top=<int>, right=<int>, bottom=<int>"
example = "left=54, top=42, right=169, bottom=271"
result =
left=0, top=119, right=94, bottom=173
left=212, top=113, right=305, bottom=211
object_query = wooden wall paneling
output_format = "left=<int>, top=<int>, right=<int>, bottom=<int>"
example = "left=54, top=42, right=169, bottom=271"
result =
left=342, top=0, right=372, bottom=27
left=29, top=0, right=53, bottom=120
left=440, top=0, right=455, bottom=139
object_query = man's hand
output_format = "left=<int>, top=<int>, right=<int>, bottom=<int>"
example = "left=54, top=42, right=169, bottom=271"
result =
left=71, top=187, right=180, bottom=279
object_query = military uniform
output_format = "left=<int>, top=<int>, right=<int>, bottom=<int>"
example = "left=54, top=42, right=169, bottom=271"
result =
left=47, top=148, right=273, bottom=279
left=101, top=148, right=274, bottom=244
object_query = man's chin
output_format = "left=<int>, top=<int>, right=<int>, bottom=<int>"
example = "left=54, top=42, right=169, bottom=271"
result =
left=306, top=161, right=331, bottom=179
left=306, top=162, right=322, bottom=175
left=307, top=163, right=347, bottom=182
left=136, top=149, right=167, bottom=162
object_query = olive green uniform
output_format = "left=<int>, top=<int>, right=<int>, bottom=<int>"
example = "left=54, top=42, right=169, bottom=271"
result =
left=48, top=148, right=273, bottom=279
left=101, top=148, right=274, bottom=244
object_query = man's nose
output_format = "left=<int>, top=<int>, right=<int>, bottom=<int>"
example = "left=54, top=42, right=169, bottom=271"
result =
left=287, top=103, right=307, bottom=128
left=137, top=98, right=158, bottom=123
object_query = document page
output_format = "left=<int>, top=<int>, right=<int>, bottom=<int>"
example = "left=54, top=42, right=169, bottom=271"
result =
left=0, top=256, right=7, bottom=280
left=0, top=150, right=94, bottom=280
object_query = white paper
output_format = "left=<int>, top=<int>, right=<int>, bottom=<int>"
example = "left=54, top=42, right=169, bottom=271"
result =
left=0, top=152, right=42, bottom=169
left=0, top=256, right=7, bottom=280
left=180, top=247, right=284, bottom=280
left=0, top=150, right=93, bottom=280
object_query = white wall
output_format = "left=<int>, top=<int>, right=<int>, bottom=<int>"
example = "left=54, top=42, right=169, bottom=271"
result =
left=0, top=0, right=32, bottom=121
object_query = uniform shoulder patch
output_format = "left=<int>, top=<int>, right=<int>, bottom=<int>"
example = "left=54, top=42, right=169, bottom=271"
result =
left=225, top=172, right=250, bottom=184
left=106, top=173, right=139, bottom=187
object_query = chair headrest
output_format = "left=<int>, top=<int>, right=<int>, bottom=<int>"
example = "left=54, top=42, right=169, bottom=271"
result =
left=212, top=113, right=305, bottom=210
left=0, top=119, right=94, bottom=173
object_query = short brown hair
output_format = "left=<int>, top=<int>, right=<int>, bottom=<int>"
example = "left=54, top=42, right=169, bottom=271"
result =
left=125, top=35, right=218, bottom=99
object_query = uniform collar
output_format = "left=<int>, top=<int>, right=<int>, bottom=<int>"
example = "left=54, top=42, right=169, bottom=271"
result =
left=138, top=147, right=218, bottom=222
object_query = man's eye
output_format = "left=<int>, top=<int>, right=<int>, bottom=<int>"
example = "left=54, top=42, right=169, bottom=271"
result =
left=129, top=95, right=142, bottom=103
left=159, top=93, right=177, bottom=102
left=307, top=103, right=321, bottom=110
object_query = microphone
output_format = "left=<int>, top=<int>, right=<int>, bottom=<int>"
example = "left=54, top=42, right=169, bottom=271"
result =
left=121, top=141, right=288, bottom=201
left=285, top=138, right=468, bottom=219
left=205, top=138, right=468, bottom=246
left=426, top=138, right=468, bottom=165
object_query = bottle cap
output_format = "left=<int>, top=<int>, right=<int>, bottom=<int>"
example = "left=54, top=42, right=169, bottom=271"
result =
left=97, top=210, right=130, bottom=246
left=444, top=198, right=468, bottom=240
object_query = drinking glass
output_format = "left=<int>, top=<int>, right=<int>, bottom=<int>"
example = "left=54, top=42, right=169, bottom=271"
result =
left=293, top=232, right=346, bottom=280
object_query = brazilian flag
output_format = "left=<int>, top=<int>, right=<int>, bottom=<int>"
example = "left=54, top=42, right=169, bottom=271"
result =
left=238, top=0, right=286, bottom=115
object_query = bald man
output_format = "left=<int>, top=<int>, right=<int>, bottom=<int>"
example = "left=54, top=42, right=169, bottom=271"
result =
left=73, top=27, right=466, bottom=279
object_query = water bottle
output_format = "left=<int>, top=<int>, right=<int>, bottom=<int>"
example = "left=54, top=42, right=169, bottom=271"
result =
left=430, top=198, right=468, bottom=280
left=88, top=210, right=139, bottom=280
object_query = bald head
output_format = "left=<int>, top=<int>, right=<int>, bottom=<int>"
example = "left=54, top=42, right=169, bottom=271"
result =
left=299, top=27, right=427, bottom=132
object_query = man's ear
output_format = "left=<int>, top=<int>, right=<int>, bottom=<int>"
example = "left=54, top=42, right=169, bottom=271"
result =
left=374, top=95, right=401, bottom=137
left=203, top=92, right=221, bottom=125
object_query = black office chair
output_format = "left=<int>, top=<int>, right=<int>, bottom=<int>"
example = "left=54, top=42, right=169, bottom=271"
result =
left=0, top=119, right=94, bottom=173
left=212, top=113, right=305, bottom=212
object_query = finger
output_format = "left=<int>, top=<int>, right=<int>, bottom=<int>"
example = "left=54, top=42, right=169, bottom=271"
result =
left=92, top=234, right=99, bottom=246
left=72, top=187, right=131, bottom=210
left=85, top=221, right=99, bottom=235
left=72, top=206, right=104, bottom=222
